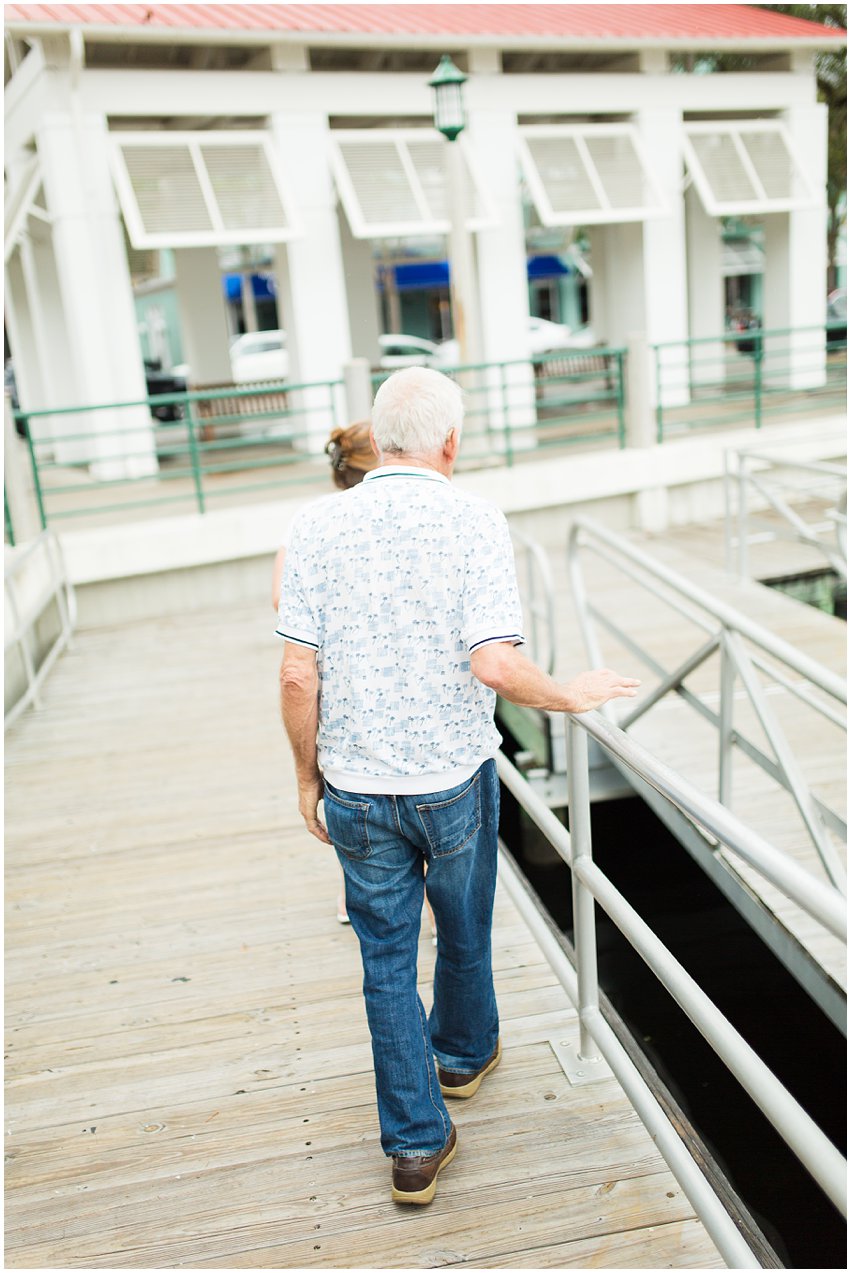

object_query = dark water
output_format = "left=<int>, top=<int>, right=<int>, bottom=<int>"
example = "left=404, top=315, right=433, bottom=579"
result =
left=498, top=772, right=847, bottom=1269
left=763, top=567, right=847, bottom=622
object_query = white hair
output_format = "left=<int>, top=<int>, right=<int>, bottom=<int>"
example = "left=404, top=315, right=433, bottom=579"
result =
left=371, top=367, right=464, bottom=456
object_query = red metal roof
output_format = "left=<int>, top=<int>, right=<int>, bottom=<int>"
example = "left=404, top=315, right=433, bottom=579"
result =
left=3, top=4, right=846, bottom=44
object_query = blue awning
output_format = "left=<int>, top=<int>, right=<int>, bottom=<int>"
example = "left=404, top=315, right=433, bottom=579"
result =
left=394, top=261, right=450, bottom=291
left=382, top=256, right=573, bottom=292
left=527, top=254, right=571, bottom=279
left=222, top=272, right=277, bottom=301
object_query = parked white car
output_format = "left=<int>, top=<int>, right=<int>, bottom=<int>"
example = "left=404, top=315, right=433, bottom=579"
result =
left=378, top=320, right=598, bottom=370
left=528, top=316, right=598, bottom=354
left=378, top=334, right=460, bottom=369
left=230, top=329, right=289, bottom=382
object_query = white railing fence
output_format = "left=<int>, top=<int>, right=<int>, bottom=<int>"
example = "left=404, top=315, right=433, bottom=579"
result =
left=496, top=706, right=846, bottom=1268
left=5, top=529, right=76, bottom=729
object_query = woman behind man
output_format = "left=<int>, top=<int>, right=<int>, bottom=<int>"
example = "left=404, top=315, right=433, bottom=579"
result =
left=273, top=420, right=436, bottom=937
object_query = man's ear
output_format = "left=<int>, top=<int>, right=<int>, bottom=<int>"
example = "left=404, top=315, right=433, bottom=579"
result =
left=369, top=425, right=381, bottom=459
left=444, top=428, right=460, bottom=463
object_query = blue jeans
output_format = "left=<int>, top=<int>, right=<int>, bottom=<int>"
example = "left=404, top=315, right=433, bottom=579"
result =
left=323, top=759, right=500, bottom=1158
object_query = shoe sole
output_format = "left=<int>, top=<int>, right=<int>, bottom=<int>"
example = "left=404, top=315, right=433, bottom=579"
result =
left=439, top=1040, right=502, bottom=1099
left=391, top=1139, right=457, bottom=1205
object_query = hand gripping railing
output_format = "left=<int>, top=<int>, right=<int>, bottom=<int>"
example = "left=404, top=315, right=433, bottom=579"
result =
left=567, top=516, right=847, bottom=894
left=4, top=530, right=76, bottom=729
left=495, top=711, right=847, bottom=1267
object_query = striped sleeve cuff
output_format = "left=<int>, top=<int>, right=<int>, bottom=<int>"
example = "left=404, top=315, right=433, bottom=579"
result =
left=468, top=632, right=525, bottom=654
left=275, top=628, right=320, bottom=650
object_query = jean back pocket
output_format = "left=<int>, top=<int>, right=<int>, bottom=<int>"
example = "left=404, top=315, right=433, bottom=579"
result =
left=415, top=772, right=482, bottom=859
left=323, top=785, right=372, bottom=860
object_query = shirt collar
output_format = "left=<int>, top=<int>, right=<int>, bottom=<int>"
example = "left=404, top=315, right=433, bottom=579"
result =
left=363, top=465, right=450, bottom=485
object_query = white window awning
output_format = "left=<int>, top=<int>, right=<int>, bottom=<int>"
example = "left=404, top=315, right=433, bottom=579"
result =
left=518, top=124, right=668, bottom=228
left=683, top=122, right=818, bottom=217
left=329, top=129, right=496, bottom=239
left=110, top=131, right=300, bottom=249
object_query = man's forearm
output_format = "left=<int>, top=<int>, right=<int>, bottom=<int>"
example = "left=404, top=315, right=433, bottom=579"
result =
left=470, top=642, right=639, bottom=714
left=280, top=664, right=321, bottom=783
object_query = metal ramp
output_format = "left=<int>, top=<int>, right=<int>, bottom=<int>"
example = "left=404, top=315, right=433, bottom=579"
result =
left=505, top=517, right=847, bottom=1032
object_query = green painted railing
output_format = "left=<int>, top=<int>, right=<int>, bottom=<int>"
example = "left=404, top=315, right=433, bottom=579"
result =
left=13, top=377, right=346, bottom=530
left=653, top=322, right=847, bottom=443
left=4, top=486, right=15, bottom=547
left=13, top=349, right=627, bottom=530
left=371, top=346, right=626, bottom=464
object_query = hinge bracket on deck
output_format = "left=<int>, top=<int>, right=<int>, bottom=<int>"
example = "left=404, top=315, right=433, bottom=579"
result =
left=549, top=1035, right=613, bottom=1086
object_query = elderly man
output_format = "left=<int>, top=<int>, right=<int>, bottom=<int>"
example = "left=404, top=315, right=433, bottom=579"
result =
left=278, top=367, right=638, bottom=1205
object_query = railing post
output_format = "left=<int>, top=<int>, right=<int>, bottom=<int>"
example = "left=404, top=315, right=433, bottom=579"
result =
left=615, top=349, right=626, bottom=449
left=753, top=335, right=764, bottom=430
left=566, top=718, right=602, bottom=1062
left=184, top=398, right=206, bottom=515
left=18, top=411, right=47, bottom=532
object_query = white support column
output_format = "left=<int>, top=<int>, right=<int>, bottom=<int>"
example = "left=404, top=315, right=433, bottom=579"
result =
left=684, top=185, right=726, bottom=387
left=35, top=99, right=156, bottom=479
left=762, top=103, right=828, bottom=390
left=337, top=204, right=381, bottom=365
left=173, top=248, right=233, bottom=385
left=636, top=107, right=690, bottom=408
left=466, top=106, right=536, bottom=450
left=269, top=110, right=351, bottom=450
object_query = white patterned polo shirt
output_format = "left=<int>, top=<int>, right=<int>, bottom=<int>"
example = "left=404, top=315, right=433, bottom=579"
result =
left=276, top=465, right=525, bottom=794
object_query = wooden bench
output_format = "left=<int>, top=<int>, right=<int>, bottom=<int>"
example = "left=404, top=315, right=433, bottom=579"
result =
left=192, top=380, right=291, bottom=442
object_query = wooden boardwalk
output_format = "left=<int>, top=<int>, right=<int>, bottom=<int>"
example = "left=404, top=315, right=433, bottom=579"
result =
left=5, top=602, right=726, bottom=1269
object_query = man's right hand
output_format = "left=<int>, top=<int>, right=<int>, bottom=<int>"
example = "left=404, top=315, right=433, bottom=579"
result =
left=470, top=641, right=639, bottom=715
left=565, top=668, right=641, bottom=713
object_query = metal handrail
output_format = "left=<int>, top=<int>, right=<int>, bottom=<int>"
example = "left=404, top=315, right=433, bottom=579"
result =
left=723, top=442, right=848, bottom=582
left=495, top=708, right=847, bottom=1255
left=568, top=516, right=847, bottom=893
left=4, top=529, right=76, bottom=729
left=510, top=528, right=556, bottom=675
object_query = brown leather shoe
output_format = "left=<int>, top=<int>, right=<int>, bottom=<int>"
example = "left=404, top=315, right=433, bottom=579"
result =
left=437, top=1039, right=502, bottom=1099
left=391, top=1123, right=457, bottom=1205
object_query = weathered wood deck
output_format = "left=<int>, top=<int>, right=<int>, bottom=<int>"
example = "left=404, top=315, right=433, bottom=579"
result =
left=5, top=601, right=726, bottom=1268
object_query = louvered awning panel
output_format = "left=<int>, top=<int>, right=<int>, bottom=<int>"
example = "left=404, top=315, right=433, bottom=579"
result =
left=329, top=129, right=496, bottom=239
left=586, top=133, right=652, bottom=210
left=111, top=131, right=299, bottom=248
left=743, top=130, right=795, bottom=201
left=201, top=143, right=287, bottom=233
left=683, top=122, right=816, bottom=216
left=337, top=140, right=424, bottom=228
left=518, top=125, right=667, bottom=227
left=688, top=133, right=753, bottom=205
left=524, top=136, right=601, bottom=215
left=122, top=145, right=214, bottom=235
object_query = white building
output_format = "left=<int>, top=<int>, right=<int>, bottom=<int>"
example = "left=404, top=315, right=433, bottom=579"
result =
left=3, top=3, right=845, bottom=472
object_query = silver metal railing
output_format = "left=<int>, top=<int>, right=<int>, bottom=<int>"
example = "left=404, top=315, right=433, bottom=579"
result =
left=567, top=516, right=847, bottom=894
left=510, top=528, right=556, bottom=675
left=723, top=440, right=847, bottom=582
left=495, top=710, right=847, bottom=1267
left=4, top=529, right=76, bottom=729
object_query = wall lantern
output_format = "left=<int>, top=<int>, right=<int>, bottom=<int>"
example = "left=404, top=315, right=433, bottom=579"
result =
left=429, top=55, right=467, bottom=142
